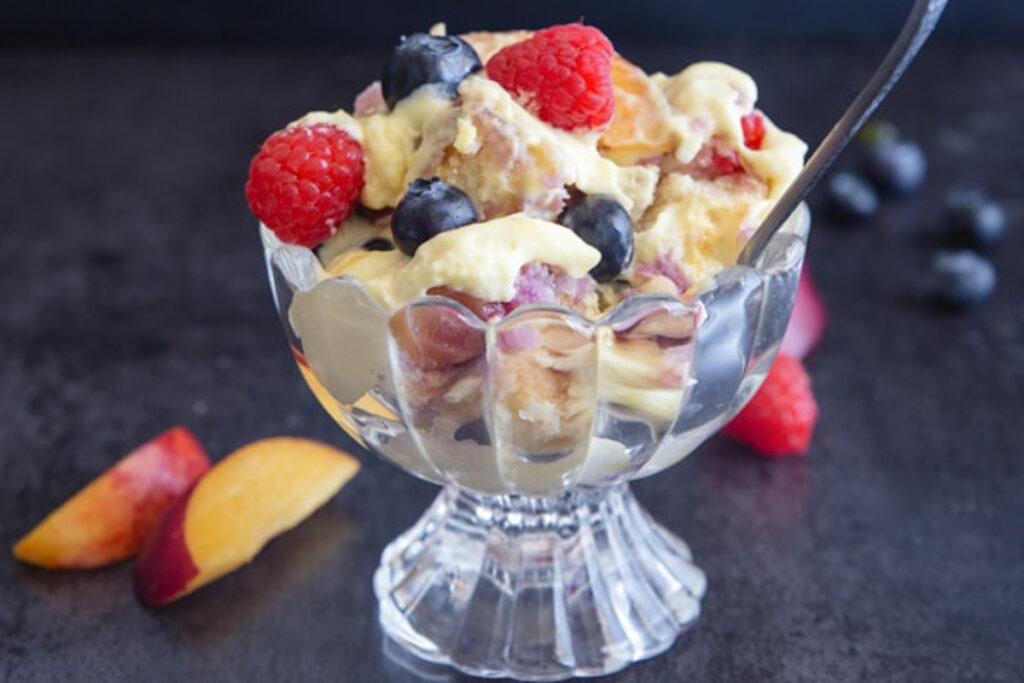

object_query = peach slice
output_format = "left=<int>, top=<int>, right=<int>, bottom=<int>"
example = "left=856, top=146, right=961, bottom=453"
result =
left=599, top=55, right=676, bottom=165
left=13, top=427, right=211, bottom=569
left=134, top=437, right=360, bottom=606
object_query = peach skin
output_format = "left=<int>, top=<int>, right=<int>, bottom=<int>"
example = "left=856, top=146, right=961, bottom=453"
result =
left=13, top=427, right=211, bottom=569
left=134, top=437, right=360, bottom=606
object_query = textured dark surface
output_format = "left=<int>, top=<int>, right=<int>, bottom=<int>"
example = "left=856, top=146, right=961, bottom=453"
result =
left=1, top=40, right=1022, bottom=682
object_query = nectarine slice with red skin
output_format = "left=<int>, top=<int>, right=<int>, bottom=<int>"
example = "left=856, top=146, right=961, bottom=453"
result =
left=13, top=427, right=211, bottom=570
left=780, top=265, right=828, bottom=360
left=134, top=437, right=360, bottom=606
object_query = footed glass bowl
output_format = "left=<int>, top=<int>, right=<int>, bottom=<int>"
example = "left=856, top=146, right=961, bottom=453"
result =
left=262, top=204, right=809, bottom=680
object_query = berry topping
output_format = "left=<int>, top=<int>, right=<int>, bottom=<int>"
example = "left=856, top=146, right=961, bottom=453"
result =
left=826, top=171, right=879, bottom=222
left=245, top=124, right=365, bottom=248
left=392, top=178, right=479, bottom=256
left=930, top=250, right=997, bottom=310
left=381, top=33, right=482, bottom=109
left=723, top=354, right=818, bottom=457
left=559, top=195, right=634, bottom=282
left=944, top=189, right=1005, bottom=249
left=741, top=112, right=766, bottom=150
left=486, top=24, right=615, bottom=131
left=866, top=139, right=926, bottom=197
left=361, top=237, right=395, bottom=251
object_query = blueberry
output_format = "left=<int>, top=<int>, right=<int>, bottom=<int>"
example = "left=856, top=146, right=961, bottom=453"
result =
left=559, top=195, right=633, bottom=282
left=930, top=250, right=996, bottom=309
left=826, top=171, right=879, bottom=222
left=866, top=140, right=927, bottom=196
left=381, top=33, right=481, bottom=109
left=944, top=189, right=1005, bottom=249
left=362, top=237, right=395, bottom=251
left=392, top=178, right=479, bottom=256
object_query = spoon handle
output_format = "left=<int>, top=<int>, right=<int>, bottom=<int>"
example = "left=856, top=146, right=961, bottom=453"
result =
left=737, top=0, right=948, bottom=266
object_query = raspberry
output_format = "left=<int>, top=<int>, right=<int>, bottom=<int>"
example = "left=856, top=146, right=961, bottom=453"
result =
left=245, top=124, right=365, bottom=248
left=723, top=354, right=819, bottom=457
left=741, top=112, right=766, bottom=150
left=486, top=24, right=615, bottom=131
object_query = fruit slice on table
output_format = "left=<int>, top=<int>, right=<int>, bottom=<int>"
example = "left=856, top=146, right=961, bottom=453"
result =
left=723, top=354, right=819, bottom=457
left=13, top=427, right=210, bottom=569
left=134, top=437, right=360, bottom=606
left=780, top=266, right=828, bottom=360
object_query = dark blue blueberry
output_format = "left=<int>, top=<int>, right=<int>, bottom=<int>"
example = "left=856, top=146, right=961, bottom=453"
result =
left=392, top=178, right=479, bottom=256
left=559, top=195, right=634, bottom=282
left=930, top=250, right=996, bottom=309
left=362, top=237, right=395, bottom=251
left=944, top=189, right=1005, bottom=249
left=826, top=171, right=879, bottom=222
left=866, top=140, right=927, bottom=196
left=382, top=33, right=481, bottom=109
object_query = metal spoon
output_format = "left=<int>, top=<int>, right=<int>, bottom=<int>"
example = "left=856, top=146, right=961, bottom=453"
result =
left=737, top=0, right=948, bottom=266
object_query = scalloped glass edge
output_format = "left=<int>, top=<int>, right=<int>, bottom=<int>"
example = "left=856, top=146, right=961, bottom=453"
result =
left=261, top=203, right=809, bottom=495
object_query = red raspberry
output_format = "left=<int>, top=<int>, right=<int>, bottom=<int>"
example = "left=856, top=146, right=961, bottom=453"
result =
left=245, top=124, right=365, bottom=247
left=741, top=112, right=766, bottom=150
left=486, top=24, right=615, bottom=131
left=723, top=354, right=819, bottom=457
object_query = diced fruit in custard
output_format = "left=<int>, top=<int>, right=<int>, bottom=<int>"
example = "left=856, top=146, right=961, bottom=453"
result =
left=741, top=112, right=766, bottom=150
left=246, top=124, right=365, bottom=247
left=427, top=286, right=507, bottom=320
left=711, top=147, right=745, bottom=176
left=723, top=354, right=818, bottom=457
left=13, top=427, right=210, bottom=569
left=134, top=437, right=359, bottom=606
left=599, top=55, right=675, bottom=164
left=486, top=23, right=615, bottom=131
left=676, top=138, right=746, bottom=178
left=389, top=303, right=485, bottom=370
left=507, top=263, right=598, bottom=314
left=381, top=33, right=482, bottom=109
left=392, top=178, right=479, bottom=256
left=559, top=195, right=634, bottom=282
left=780, top=266, right=828, bottom=359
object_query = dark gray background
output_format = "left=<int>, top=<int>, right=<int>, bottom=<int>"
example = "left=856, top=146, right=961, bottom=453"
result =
left=4, top=0, right=1023, bottom=45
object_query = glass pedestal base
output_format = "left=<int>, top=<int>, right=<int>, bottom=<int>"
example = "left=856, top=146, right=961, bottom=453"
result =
left=374, top=484, right=706, bottom=681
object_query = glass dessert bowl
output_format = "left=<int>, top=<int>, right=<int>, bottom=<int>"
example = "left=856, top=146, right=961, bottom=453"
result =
left=261, top=202, right=808, bottom=680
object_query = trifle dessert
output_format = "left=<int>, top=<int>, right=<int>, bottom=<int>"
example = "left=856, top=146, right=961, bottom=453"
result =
left=248, top=22, right=806, bottom=497
left=250, top=22, right=810, bottom=679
